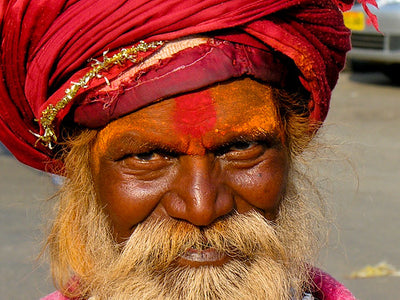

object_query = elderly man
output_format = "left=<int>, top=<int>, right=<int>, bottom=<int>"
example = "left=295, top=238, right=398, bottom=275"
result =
left=0, top=0, right=376, bottom=299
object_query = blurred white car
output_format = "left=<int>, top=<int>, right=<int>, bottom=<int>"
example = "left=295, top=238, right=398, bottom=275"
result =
left=344, top=0, right=400, bottom=82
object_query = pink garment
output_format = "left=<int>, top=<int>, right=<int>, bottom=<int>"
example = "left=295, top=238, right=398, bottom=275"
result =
left=311, top=269, right=357, bottom=300
left=41, top=269, right=357, bottom=300
left=41, top=291, right=69, bottom=300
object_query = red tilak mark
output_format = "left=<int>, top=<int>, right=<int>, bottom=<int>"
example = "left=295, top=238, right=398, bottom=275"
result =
left=173, top=90, right=216, bottom=139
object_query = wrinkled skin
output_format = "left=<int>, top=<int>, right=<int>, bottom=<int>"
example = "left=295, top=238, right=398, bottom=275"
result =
left=90, top=78, right=289, bottom=259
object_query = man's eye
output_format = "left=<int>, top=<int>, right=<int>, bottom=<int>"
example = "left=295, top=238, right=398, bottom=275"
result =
left=135, top=152, right=157, bottom=161
left=229, top=141, right=256, bottom=151
left=215, top=141, right=263, bottom=158
left=216, top=140, right=268, bottom=162
left=117, top=151, right=174, bottom=172
left=115, top=151, right=169, bottom=164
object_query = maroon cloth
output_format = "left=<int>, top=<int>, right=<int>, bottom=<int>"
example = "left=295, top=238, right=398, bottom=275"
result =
left=74, top=39, right=291, bottom=128
left=0, top=0, right=356, bottom=173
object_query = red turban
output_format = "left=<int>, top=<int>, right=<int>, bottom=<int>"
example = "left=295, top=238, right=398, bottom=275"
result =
left=0, top=0, right=358, bottom=173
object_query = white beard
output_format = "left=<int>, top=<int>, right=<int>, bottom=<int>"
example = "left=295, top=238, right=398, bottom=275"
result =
left=80, top=182, right=320, bottom=300
left=49, top=142, right=324, bottom=300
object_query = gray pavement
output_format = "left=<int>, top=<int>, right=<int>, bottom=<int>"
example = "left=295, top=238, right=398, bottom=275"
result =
left=317, top=71, right=400, bottom=299
left=0, top=71, right=399, bottom=299
left=0, top=152, right=55, bottom=298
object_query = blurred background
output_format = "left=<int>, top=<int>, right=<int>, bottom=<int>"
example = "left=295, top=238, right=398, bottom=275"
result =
left=1, top=1, right=400, bottom=299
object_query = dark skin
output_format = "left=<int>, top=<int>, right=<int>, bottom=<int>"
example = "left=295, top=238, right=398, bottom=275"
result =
left=90, top=78, right=289, bottom=266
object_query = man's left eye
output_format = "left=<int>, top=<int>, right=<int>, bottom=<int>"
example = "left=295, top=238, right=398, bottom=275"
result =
left=215, top=141, right=266, bottom=162
left=229, top=141, right=256, bottom=151
left=222, top=141, right=266, bottom=164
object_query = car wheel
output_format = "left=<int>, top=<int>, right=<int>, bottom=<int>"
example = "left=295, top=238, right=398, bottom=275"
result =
left=383, top=65, right=400, bottom=85
left=349, top=60, right=370, bottom=72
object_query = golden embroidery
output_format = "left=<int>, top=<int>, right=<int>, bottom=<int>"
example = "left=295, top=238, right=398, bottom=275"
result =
left=32, top=40, right=164, bottom=149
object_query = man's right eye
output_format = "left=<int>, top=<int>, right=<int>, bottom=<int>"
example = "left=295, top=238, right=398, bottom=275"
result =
left=135, top=151, right=157, bottom=161
left=114, top=149, right=177, bottom=172
left=117, top=151, right=166, bottom=163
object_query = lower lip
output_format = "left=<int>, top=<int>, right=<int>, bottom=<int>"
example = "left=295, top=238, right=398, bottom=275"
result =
left=177, top=247, right=230, bottom=267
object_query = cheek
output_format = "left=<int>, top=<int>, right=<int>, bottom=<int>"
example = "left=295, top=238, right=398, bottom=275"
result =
left=93, top=163, right=171, bottom=240
left=225, top=151, right=288, bottom=217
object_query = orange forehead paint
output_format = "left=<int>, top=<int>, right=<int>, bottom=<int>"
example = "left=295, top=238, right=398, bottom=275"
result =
left=92, top=78, right=284, bottom=165
left=210, top=79, right=283, bottom=142
left=173, top=90, right=217, bottom=139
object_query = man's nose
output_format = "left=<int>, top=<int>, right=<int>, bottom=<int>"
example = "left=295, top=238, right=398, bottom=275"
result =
left=162, top=155, right=234, bottom=226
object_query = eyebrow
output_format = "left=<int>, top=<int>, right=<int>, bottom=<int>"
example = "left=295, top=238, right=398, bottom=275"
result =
left=208, top=128, right=283, bottom=152
left=103, top=133, right=185, bottom=158
left=103, top=127, right=283, bottom=157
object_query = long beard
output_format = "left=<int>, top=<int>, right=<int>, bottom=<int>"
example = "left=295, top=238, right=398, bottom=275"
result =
left=47, top=133, right=325, bottom=300
left=50, top=181, right=322, bottom=300
left=87, top=211, right=293, bottom=300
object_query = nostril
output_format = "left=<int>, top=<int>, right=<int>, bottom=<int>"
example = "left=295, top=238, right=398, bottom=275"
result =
left=161, top=155, right=234, bottom=226
left=160, top=191, right=187, bottom=220
left=161, top=184, right=235, bottom=227
left=215, top=189, right=236, bottom=218
left=187, top=204, right=216, bottom=227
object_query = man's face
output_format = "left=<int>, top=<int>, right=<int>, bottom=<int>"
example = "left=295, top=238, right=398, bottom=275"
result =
left=90, top=78, right=289, bottom=265
left=53, top=78, right=320, bottom=299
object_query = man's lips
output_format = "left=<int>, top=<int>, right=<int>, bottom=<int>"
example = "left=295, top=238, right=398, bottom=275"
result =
left=181, top=247, right=225, bottom=262
left=177, top=246, right=230, bottom=267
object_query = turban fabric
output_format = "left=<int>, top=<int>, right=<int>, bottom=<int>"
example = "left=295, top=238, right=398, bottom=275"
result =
left=0, top=0, right=358, bottom=173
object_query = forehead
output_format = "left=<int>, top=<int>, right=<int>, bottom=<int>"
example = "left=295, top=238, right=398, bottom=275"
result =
left=95, top=78, right=283, bottom=151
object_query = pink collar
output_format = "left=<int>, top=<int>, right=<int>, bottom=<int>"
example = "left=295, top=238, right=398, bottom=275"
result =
left=311, top=268, right=357, bottom=300
left=41, top=268, right=357, bottom=300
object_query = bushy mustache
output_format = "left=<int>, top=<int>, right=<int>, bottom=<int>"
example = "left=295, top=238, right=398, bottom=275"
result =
left=108, top=211, right=287, bottom=276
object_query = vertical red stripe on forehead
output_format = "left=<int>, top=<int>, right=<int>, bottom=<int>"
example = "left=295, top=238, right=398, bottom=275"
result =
left=173, top=90, right=217, bottom=139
